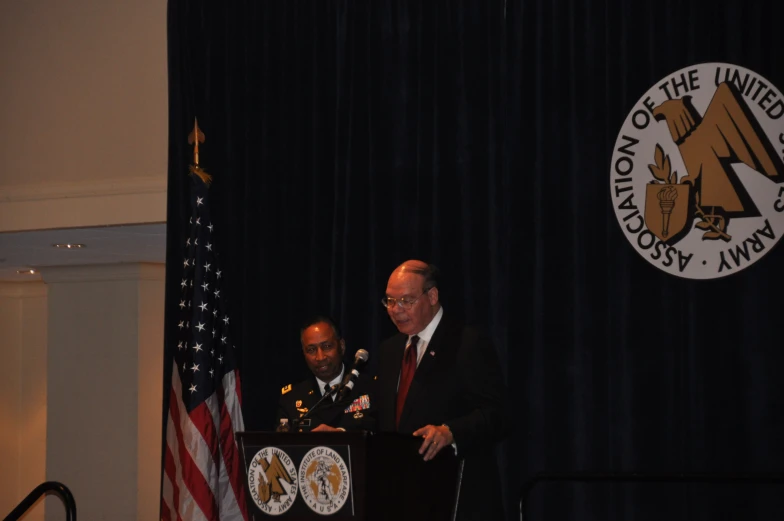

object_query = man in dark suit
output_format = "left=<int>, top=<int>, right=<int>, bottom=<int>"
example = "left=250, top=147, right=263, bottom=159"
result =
left=278, top=315, right=375, bottom=432
left=377, top=260, right=509, bottom=520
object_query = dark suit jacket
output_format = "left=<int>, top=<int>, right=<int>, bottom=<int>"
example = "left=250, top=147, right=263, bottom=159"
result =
left=277, top=369, right=376, bottom=432
left=377, top=313, right=509, bottom=521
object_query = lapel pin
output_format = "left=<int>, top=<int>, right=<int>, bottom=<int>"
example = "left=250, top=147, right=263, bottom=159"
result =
left=429, top=351, right=435, bottom=356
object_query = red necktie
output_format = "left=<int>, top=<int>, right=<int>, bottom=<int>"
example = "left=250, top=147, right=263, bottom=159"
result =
left=395, top=335, right=419, bottom=429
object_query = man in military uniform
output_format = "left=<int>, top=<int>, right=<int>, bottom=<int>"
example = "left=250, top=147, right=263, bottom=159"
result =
left=277, top=315, right=375, bottom=432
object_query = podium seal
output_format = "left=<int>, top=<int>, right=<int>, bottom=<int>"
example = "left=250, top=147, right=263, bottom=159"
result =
left=298, top=446, right=351, bottom=515
left=248, top=446, right=298, bottom=516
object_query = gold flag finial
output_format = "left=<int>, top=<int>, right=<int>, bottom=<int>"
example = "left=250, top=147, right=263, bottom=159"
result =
left=187, top=118, right=206, bottom=166
left=187, top=118, right=212, bottom=185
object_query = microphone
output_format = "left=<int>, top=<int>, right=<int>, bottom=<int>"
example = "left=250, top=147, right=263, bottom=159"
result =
left=336, top=349, right=369, bottom=401
left=296, top=350, right=369, bottom=429
left=298, top=382, right=340, bottom=424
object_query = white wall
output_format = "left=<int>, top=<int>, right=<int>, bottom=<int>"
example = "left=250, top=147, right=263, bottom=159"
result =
left=137, top=274, right=167, bottom=521
left=0, top=266, right=166, bottom=521
left=0, top=282, right=48, bottom=521
left=0, top=0, right=168, bottom=232
left=42, top=264, right=164, bottom=521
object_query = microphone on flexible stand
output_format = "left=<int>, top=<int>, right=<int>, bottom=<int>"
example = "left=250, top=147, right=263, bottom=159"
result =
left=336, top=349, right=369, bottom=401
left=291, top=350, right=370, bottom=431
left=294, top=382, right=340, bottom=430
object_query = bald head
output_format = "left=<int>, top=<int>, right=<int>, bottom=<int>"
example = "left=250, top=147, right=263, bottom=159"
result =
left=390, top=260, right=439, bottom=290
left=385, top=260, right=441, bottom=336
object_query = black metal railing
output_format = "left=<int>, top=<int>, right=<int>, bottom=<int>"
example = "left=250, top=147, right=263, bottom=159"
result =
left=520, top=471, right=784, bottom=521
left=4, top=481, right=76, bottom=521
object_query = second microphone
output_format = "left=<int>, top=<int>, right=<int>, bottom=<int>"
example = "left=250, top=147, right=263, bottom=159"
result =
left=336, top=349, right=370, bottom=401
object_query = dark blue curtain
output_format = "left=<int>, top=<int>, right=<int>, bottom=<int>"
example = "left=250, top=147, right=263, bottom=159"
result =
left=165, top=1, right=784, bottom=519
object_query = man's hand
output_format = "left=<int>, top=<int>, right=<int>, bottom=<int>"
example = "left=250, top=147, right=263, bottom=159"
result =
left=312, top=424, right=345, bottom=432
left=413, top=424, right=454, bottom=461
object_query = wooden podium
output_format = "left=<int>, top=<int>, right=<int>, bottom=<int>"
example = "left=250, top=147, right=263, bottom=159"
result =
left=237, top=431, right=463, bottom=520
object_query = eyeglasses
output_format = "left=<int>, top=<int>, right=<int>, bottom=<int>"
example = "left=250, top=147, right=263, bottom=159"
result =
left=381, top=289, right=429, bottom=310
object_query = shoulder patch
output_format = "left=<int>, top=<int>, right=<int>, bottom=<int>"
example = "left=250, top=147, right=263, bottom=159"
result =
left=281, top=384, right=292, bottom=395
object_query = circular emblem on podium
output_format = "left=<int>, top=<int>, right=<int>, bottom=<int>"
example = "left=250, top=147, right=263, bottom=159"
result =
left=298, top=446, right=351, bottom=515
left=247, top=446, right=298, bottom=516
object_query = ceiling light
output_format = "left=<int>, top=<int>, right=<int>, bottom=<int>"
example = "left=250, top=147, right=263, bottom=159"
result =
left=17, top=269, right=37, bottom=275
left=52, top=243, right=86, bottom=249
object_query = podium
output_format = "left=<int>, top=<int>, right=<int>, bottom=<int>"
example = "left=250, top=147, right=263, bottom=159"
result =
left=237, top=431, right=463, bottom=520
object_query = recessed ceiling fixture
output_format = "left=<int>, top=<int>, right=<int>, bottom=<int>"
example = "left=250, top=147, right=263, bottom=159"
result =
left=17, top=269, right=37, bottom=274
left=52, top=243, right=86, bottom=249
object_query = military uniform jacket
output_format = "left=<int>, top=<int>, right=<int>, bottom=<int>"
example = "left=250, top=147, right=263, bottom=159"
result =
left=277, top=370, right=376, bottom=432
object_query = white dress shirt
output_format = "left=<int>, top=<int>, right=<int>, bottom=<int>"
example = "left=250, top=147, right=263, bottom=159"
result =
left=316, top=365, right=345, bottom=401
left=408, top=306, right=444, bottom=366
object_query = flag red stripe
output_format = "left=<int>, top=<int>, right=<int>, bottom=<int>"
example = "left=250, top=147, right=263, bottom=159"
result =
left=217, top=370, right=247, bottom=520
left=234, top=371, right=243, bottom=407
left=189, top=400, right=222, bottom=474
left=164, top=394, right=201, bottom=521
left=230, top=371, right=246, bottom=515
left=161, top=497, right=172, bottom=521
left=169, top=384, right=219, bottom=520
left=161, top=443, right=177, bottom=521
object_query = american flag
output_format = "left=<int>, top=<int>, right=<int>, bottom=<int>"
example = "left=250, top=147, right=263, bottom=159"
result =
left=162, top=173, right=248, bottom=521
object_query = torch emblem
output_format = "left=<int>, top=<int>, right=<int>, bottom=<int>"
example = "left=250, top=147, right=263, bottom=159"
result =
left=657, top=185, right=678, bottom=238
left=644, top=144, right=691, bottom=243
